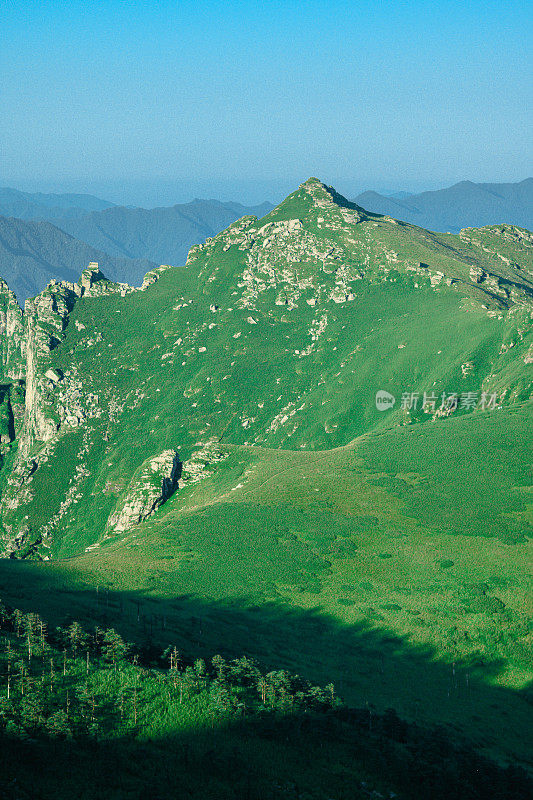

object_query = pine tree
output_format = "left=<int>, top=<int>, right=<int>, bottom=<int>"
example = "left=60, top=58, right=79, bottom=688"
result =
left=15, top=659, right=27, bottom=696
left=212, top=654, right=230, bottom=684
left=257, top=675, right=267, bottom=705
left=12, top=609, right=24, bottom=638
left=0, top=599, right=10, bottom=629
left=49, top=657, right=55, bottom=694
left=21, top=690, right=44, bottom=732
left=102, top=629, right=129, bottom=671
left=0, top=696, right=12, bottom=724
left=45, top=709, right=72, bottom=740
left=39, top=618, right=48, bottom=651
left=23, top=612, right=40, bottom=662
left=194, top=658, right=207, bottom=690
left=166, top=645, right=180, bottom=688
left=5, top=640, right=14, bottom=699
left=67, top=621, right=86, bottom=658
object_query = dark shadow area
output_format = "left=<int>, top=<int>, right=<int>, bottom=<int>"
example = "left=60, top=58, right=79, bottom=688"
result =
left=0, top=558, right=531, bottom=783
left=321, top=183, right=395, bottom=225
left=0, top=705, right=531, bottom=800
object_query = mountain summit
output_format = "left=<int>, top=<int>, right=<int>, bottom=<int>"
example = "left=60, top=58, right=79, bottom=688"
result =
left=262, top=176, right=371, bottom=223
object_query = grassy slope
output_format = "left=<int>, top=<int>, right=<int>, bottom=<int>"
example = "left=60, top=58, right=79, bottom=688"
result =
left=0, top=180, right=532, bottom=769
left=3, top=605, right=529, bottom=800
left=5, top=407, right=531, bottom=763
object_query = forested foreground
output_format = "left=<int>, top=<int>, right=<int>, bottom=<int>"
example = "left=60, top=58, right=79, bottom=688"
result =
left=0, top=598, right=530, bottom=800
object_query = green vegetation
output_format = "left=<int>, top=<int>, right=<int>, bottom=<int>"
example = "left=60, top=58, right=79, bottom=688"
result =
left=0, top=598, right=530, bottom=800
left=54, top=198, right=274, bottom=273
left=0, top=178, right=531, bottom=790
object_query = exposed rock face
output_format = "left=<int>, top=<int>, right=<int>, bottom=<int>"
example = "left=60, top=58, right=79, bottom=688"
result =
left=468, top=224, right=533, bottom=247
left=79, top=262, right=134, bottom=297
left=186, top=179, right=533, bottom=319
left=301, top=177, right=367, bottom=224
left=107, top=450, right=182, bottom=533
left=22, top=281, right=80, bottom=447
left=0, top=280, right=25, bottom=380
left=101, top=440, right=228, bottom=540
left=8, top=262, right=170, bottom=452
left=0, top=261, right=174, bottom=556
left=177, top=440, right=229, bottom=488
left=141, top=264, right=173, bottom=289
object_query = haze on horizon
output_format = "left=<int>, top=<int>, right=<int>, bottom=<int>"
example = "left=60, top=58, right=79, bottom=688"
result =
left=1, top=0, right=532, bottom=207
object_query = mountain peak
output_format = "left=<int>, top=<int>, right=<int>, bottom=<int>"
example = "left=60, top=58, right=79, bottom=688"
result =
left=299, top=176, right=340, bottom=200
left=299, top=176, right=326, bottom=188
left=301, top=177, right=369, bottom=216
left=260, top=178, right=370, bottom=228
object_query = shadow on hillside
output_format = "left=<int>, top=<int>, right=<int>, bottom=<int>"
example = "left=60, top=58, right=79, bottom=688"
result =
left=0, top=558, right=531, bottom=775
left=1, top=703, right=531, bottom=800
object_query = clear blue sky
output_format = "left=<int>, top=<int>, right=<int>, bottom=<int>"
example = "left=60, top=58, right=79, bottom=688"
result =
left=1, top=0, right=532, bottom=205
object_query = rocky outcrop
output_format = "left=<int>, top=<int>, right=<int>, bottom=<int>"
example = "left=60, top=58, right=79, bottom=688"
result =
left=79, top=262, right=134, bottom=297
left=0, top=180, right=531, bottom=564
left=0, top=280, right=25, bottom=380
left=461, top=224, right=533, bottom=248
left=106, top=450, right=182, bottom=533
left=141, top=264, right=173, bottom=290
left=301, top=177, right=368, bottom=224
left=13, top=262, right=164, bottom=452
left=21, top=281, right=80, bottom=447
left=0, top=259, right=179, bottom=556
left=177, top=440, right=229, bottom=487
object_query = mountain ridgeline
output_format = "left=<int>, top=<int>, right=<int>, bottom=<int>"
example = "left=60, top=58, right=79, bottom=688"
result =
left=51, top=198, right=275, bottom=265
left=0, top=178, right=532, bottom=774
left=1, top=176, right=532, bottom=553
left=0, top=215, right=157, bottom=303
left=0, top=198, right=274, bottom=302
left=354, top=178, right=533, bottom=233
left=0, top=187, right=116, bottom=221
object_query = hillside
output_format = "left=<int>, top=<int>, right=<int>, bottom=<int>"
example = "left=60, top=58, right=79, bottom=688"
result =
left=1, top=598, right=529, bottom=800
left=0, top=178, right=531, bottom=775
left=0, top=187, right=115, bottom=221
left=53, top=198, right=274, bottom=264
left=355, top=178, right=533, bottom=233
left=0, top=216, right=156, bottom=301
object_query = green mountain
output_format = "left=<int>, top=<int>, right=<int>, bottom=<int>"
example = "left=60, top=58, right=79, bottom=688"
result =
left=355, top=178, right=533, bottom=233
left=53, top=198, right=274, bottom=264
left=0, top=178, right=532, bottom=773
left=0, top=215, right=156, bottom=301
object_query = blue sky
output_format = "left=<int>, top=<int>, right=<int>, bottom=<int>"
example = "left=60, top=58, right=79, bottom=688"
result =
left=1, top=0, right=532, bottom=205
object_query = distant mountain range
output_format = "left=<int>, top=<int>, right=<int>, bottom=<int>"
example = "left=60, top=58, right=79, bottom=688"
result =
left=1, top=179, right=531, bottom=302
left=354, top=178, right=533, bottom=232
left=52, top=199, right=274, bottom=265
left=0, top=187, right=115, bottom=221
left=0, top=190, right=274, bottom=301
left=0, top=216, right=155, bottom=301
